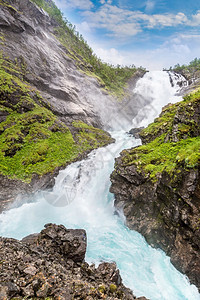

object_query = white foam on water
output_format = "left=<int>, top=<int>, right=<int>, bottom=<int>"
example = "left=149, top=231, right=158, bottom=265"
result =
left=0, top=71, right=199, bottom=300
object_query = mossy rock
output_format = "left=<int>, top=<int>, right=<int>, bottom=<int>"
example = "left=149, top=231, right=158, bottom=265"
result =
left=109, top=284, right=117, bottom=293
left=121, top=90, right=200, bottom=182
left=0, top=54, right=113, bottom=183
left=140, top=90, right=200, bottom=144
left=98, top=284, right=106, bottom=294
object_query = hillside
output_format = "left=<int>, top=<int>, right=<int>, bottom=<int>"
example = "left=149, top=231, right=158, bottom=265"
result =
left=31, top=0, right=144, bottom=99
left=110, top=89, right=200, bottom=289
left=0, top=0, right=145, bottom=208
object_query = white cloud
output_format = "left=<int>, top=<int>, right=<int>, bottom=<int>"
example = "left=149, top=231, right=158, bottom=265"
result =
left=90, top=32, right=200, bottom=70
left=83, top=5, right=142, bottom=37
left=189, top=10, right=200, bottom=26
left=145, top=0, right=155, bottom=13
left=55, top=1, right=200, bottom=41
left=82, top=4, right=194, bottom=39
left=107, top=22, right=141, bottom=37
left=54, top=0, right=93, bottom=10
left=146, top=12, right=188, bottom=28
left=79, top=21, right=92, bottom=33
left=53, top=0, right=200, bottom=69
left=92, top=47, right=125, bottom=65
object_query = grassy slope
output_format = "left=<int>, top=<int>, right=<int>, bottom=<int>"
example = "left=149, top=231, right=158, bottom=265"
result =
left=121, top=91, right=200, bottom=181
left=0, top=53, right=113, bottom=182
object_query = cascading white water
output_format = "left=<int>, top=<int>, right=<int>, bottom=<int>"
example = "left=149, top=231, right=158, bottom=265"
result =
left=132, top=71, right=183, bottom=128
left=0, top=71, right=199, bottom=300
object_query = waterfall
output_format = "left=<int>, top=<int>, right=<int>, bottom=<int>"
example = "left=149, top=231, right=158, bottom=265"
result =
left=132, top=71, right=183, bottom=128
left=0, top=71, right=199, bottom=300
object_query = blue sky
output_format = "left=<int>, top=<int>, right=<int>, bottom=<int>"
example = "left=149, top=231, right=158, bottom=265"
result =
left=54, top=0, right=200, bottom=70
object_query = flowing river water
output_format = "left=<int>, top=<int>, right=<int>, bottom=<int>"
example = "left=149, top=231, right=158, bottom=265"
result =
left=0, top=71, right=199, bottom=300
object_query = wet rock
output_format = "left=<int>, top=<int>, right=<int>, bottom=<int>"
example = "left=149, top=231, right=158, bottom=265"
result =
left=110, top=96, right=200, bottom=291
left=0, top=224, right=146, bottom=299
left=128, top=127, right=144, bottom=139
left=111, top=160, right=200, bottom=290
left=38, top=223, right=87, bottom=263
left=0, top=0, right=145, bottom=210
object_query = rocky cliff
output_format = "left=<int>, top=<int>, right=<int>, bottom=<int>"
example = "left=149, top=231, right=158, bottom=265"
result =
left=0, top=0, right=145, bottom=209
left=110, top=90, right=200, bottom=290
left=0, top=223, right=148, bottom=299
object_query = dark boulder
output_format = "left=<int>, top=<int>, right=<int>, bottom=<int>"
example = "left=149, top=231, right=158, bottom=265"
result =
left=0, top=223, right=147, bottom=299
left=128, top=127, right=144, bottom=139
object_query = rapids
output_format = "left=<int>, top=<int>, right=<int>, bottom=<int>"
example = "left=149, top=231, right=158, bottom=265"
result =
left=0, top=71, right=199, bottom=300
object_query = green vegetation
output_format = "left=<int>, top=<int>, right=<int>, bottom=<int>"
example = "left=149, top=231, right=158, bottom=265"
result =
left=171, top=58, right=200, bottom=73
left=140, top=89, right=200, bottom=143
left=72, top=120, right=113, bottom=152
left=30, top=0, right=145, bottom=98
left=167, top=58, right=200, bottom=85
left=109, top=284, right=117, bottom=293
left=122, top=135, right=200, bottom=181
left=121, top=91, right=200, bottom=181
left=0, top=54, right=113, bottom=182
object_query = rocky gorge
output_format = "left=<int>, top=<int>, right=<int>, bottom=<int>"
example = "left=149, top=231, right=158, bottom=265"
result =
left=110, top=89, right=200, bottom=290
left=0, top=0, right=149, bottom=299
left=0, top=0, right=200, bottom=299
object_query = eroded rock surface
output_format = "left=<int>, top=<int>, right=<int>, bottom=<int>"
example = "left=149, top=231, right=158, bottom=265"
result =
left=110, top=92, right=200, bottom=290
left=0, top=223, right=147, bottom=299
left=0, top=0, right=144, bottom=208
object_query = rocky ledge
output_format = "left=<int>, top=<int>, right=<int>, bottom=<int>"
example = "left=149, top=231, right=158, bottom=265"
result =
left=110, top=90, right=200, bottom=290
left=0, top=223, right=147, bottom=300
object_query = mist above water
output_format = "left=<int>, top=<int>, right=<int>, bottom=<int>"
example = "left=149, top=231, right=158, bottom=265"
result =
left=95, top=71, right=184, bottom=131
left=0, top=71, right=199, bottom=300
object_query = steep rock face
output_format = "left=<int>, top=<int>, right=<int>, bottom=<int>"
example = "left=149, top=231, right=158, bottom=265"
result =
left=110, top=91, right=200, bottom=290
left=0, top=0, right=114, bottom=208
left=0, top=223, right=147, bottom=299
left=0, top=0, right=145, bottom=208
left=0, top=0, right=103, bottom=127
left=0, top=0, right=144, bottom=128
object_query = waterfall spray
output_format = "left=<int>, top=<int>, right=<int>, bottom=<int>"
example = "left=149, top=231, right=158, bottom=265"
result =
left=0, top=71, right=199, bottom=300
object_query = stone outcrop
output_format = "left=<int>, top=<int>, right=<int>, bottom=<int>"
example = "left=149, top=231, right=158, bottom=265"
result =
left=0, top=0, right=145, bottom=208
left=128, top=127, right=144, bottom=139
left=110, top=91, right=200, bottom=290
left=0, top=223, right=147, bottom=299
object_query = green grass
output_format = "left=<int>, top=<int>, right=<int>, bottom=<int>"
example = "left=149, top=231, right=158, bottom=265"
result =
left=140, top=89, right=200, bottom=143
left=0, top=54, right=113, bottom=182
left=120, top=90, right=200, bottom=182
left=122, top=135, right=200, bottom=181
left=72, top=120, right=113, bottom=151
